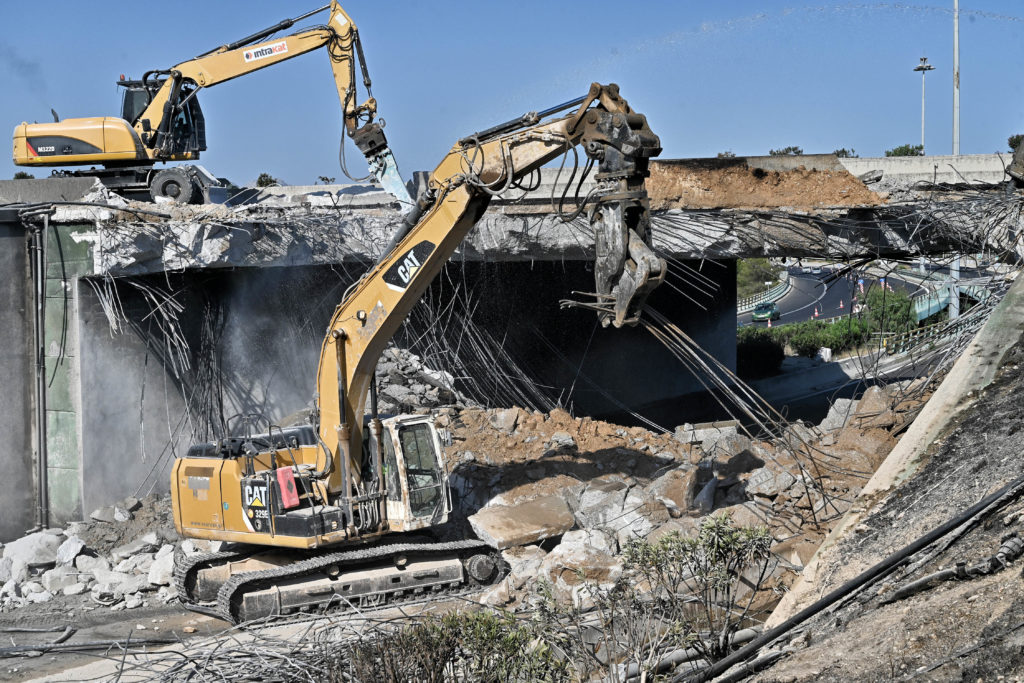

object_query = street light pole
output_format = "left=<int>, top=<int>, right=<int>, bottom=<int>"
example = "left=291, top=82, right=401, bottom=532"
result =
left=953, top=0, right=960, bottom=155
left=914, top=57, right=935, bottom=152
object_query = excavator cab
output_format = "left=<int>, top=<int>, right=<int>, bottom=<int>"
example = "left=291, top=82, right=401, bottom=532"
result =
left=117, top=77, right=207, bottom=157
left=378, top=416, right=450, bottom=526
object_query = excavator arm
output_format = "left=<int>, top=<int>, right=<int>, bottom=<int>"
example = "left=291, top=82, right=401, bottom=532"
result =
left=315, top=83, right=664, bottom=517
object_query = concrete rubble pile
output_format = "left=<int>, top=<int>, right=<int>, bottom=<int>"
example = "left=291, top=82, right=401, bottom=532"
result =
left=0, top=375, right=929, bottom=622
left=0, top=495, right=222, bottom=613
left=444, top=379, right=930, bottom=610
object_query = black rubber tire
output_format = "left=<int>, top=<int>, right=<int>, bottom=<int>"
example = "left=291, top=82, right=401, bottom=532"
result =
left=150, top=168, right=194, bottom=204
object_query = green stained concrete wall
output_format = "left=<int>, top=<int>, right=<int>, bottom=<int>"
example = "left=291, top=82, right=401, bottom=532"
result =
left=43, top=222, right=91, bottom=524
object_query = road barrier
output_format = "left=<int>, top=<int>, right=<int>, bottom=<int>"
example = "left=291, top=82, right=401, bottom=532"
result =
left=883, top=299, right=993, bottom=355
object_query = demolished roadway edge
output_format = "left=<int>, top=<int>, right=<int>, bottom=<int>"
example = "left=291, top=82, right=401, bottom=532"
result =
left=765, top=272, right=1024, bottom=628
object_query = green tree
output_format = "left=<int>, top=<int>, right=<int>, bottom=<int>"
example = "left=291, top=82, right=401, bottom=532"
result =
left=885, top=143, right=924, bottom=157
left=13, top=171, right=34, bottom=179
left=1009, top=134, right=1023, bottom=152
left=716, top=150, right=736, bottom=158
left=256, top=172, right=280, bottom=187
left=833, top=148, right=857, bottom=158
left=865, top=283, right=915, bottom=334
left=769, top=146, right=803, bottom=156
left=736, top=258, right=783, bottom=298
left=317, top=175, right=336, bottom=184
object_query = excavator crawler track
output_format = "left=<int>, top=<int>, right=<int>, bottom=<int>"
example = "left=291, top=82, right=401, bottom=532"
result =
left=178, top=539, right=501, bottom=624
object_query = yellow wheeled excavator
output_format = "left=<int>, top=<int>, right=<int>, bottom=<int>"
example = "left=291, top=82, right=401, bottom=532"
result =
left=11, top=3, right=410, bottom=206
left=171, top=83, right=665, bottom=623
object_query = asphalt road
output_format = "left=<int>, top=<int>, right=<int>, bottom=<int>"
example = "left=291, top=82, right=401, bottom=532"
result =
left=739, top=267, right=923, bottom=327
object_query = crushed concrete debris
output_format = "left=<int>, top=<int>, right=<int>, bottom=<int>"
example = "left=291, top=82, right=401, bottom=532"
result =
left=0, top=373, right=936, bottom=654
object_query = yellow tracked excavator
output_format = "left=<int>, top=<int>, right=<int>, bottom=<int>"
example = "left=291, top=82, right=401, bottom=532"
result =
left=171, top=81, right=666, bottom=623
left=12, top=3, right=410, bottom=206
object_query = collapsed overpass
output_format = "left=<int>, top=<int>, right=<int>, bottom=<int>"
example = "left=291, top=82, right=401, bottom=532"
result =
left=0, top=153, right=1020, bottom=538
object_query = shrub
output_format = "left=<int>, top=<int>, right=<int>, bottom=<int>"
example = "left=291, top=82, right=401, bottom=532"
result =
left=865, top=284, right=915, bottom=334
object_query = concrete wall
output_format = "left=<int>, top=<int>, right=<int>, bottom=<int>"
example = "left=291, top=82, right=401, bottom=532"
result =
left=0, top=177, right=100, bottom=204
left=77, top=284, right=192, bottom=514
left=838, top=153, right=1007, bottom=184
left=0, top=220, right=35, bottom=541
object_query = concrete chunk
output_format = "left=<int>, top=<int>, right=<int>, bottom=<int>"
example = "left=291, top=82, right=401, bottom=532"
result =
left=41, top=565, right=78, bottom=593
left=3, top=532, right=61, bottom=581
left=76, top=554, right=111, bottom=576
left=488, top=408, right=520, bottom=434
left=468, top=495, right=575, bottom=549
left=56, top=536, right=86, bottom=566
left=148, top=552, right=175, bottom=586
left=818, top=398, right=859, bottom=432
left=645, top=467, right=699, bottom=517
left=549, top=431, right=576, bottom=449
left=90, top=507, right=116, bottom=523
left=745, top=467, right=797, bottom=498
left=111, top=533, right=159, bottom=561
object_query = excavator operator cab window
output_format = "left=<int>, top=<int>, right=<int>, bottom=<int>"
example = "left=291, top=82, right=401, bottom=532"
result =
left=120, top=85, right=151, bottom=125
left=397, top=423, right=442, bottom=517
left=381, top=428, right=402, bottom=503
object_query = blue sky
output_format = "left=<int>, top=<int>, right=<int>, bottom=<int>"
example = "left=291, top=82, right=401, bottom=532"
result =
left=3, top=1, right=1023, bottom=186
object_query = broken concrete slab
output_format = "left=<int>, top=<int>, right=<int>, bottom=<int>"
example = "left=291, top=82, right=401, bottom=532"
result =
left=673, top=420, right=740, bottom=446
left=541, top=533, right=623, bottom=598
left=644, top=467, right=699, bottom=517
left=56, top=536, right=86, bottom=566
left=502, top=545, right=548, bottom=589
left=89, top=507, right=117, bottom=523
left=147, top=551, right=175, bottom=586
left=468, top=495, right=575, bottom=549
left=63, top=582, right=88, bottom=596
left=548, top=431, right=576, bottom=449
left=705, top=432, right=753, bottom=460
left=41, top=565, right=79, bottom=593
left=488, top=408, right=520, bottom=434
left=3, top=531, right=62, bottom=582
left=717, top=502, right=770, bottom=529
left=611, top=489, right=670, bottom=547
left=0, top=557, right=12, bottom=584
left=855, top=385, right=890, bottom=417
left=574, top=482, right=631, bottom=529
left=75, top=554, right=111, bottom=576
left=818, top=398, right=859, bottom=432
left=111, top=533, right=159, bottom=561
left=744, top=467, right=797, bottom=499
left=115, top=553, right=155, bottom=575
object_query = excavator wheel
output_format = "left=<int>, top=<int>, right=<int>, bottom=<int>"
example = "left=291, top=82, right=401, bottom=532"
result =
left=150, top=167, right=195, bottom=204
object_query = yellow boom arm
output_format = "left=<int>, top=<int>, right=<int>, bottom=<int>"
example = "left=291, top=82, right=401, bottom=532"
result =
left=313, top=84, right=664, bottom=507
left=135, top=2, right=408, bottom=202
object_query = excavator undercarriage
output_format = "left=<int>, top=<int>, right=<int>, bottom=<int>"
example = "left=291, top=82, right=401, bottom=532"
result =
left=175, top=540, right=504, bottom=623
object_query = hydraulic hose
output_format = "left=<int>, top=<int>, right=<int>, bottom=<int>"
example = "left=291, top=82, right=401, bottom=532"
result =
left=683, top=469, right=1024, bottom=682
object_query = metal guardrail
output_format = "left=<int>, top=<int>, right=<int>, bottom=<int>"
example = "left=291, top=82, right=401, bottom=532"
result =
left=883, top=299, right=992, bottom=355
left=737, top=271, right=791, bottom=314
